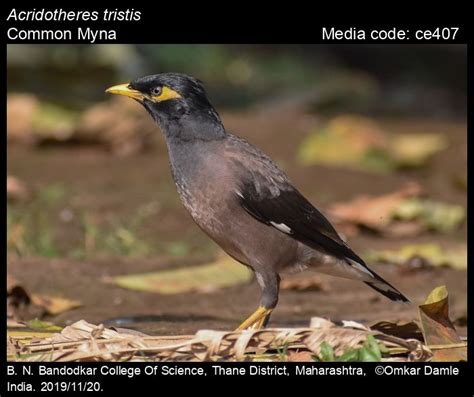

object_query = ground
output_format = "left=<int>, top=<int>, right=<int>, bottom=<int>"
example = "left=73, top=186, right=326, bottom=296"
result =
left=8, top=257, right=467, bottom=336
left=7, top=110, right=467, bottom=336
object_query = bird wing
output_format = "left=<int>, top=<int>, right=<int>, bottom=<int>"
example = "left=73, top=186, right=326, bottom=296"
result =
left=225, top=134, right=366, bottom=266
left=238, top=178, right=366, bottom=265
left=224, top=134, right=410, bottom=303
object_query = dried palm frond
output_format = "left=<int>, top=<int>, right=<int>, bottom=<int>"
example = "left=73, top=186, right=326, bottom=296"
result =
left=9, top=318, right=432, bottom=362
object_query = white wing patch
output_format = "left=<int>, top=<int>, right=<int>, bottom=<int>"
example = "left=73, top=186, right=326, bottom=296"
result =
left=270, top=221, right=292, bottom=234
left=234, top=190, right=244, bottom=199
left=347, top=258, right=374, bottom=277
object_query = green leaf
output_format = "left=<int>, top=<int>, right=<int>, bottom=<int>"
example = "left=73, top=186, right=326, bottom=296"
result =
left=358, top=347, right=380, bottom=362
left=337, top=348, right=360, bottom=362
left=319, top=342, right=335, bottom=361
left=8, top=319, right=62, bottom=342
left=363, top=335, right=382, bottom=361
left=26, top=319, right=63, bottom=332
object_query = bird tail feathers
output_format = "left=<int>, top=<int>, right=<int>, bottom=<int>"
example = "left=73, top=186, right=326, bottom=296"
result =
left=364, top=278, right=410, bottom=303
left=346, top=258, right=410, bottom=303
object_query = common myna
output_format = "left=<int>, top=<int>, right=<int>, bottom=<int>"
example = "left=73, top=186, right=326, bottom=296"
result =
left=106, top=73, right=409, bottom=330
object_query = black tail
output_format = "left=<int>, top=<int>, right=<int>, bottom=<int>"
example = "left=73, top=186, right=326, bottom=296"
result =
left=345, top=258, right=410, bottom=303
left=365, top=277, right=410, bottom=303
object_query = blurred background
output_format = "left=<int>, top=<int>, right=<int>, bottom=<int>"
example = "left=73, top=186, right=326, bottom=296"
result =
left=7, top=44, right=467, bottom=336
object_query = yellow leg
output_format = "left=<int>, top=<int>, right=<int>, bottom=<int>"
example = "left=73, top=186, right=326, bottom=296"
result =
left=236, top=306, right=273, bottom=331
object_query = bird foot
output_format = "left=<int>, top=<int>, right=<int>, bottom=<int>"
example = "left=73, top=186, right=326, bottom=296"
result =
left=235, top=306, right=273, bottom=331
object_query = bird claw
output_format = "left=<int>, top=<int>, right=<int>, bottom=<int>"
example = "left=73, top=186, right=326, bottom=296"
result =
left=235, top=306, right=273, bottom=331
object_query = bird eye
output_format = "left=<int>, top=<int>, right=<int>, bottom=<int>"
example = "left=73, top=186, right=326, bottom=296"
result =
left=152, top=87, right=162, bottom=96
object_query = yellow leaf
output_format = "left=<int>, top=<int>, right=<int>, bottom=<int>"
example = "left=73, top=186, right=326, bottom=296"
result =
left=109, top=255, right=252, bottom=294
left=391, top=133, right=448, bottom=167
left=423, top=285, right=448, bottom=305
left=365, top=244, right=467, bottom=270
left=31, top=294, right=81, bottom=315
left=418, top=286, right=466, bottom=361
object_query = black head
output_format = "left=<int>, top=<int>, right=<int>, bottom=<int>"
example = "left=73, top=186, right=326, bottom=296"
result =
left=106, top=73, right=225, bottom=141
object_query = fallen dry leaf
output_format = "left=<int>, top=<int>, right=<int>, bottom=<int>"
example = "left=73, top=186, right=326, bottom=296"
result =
left=298, top=115, right=392, bottom=172
left=10, top=317, right=429, bottom=362
left=370, top=321, right=423, bottom=341
left=7, top=319, right=27, bottom=329
left=329, top=182, right=422, bottom=231
left=7, top=274, right=81, bottom=319
left=7, top=94, right=78, bottom=143
left=7, top=94, right=157, bottom=155
left=76, top=97, right=157, bottom=156
left=297, top=115, right=448, bottom=172
left=391, top=133, right=448, bottom=168
left=393, top=199, right=465, bottom=233
left=7, top=319, right=63, bottom=360
left=418, top=286, right=466, bottom=361
left=365, top=244, right=467, bottom=271
left=329, top=183, right=465, bottom=236
left=108, top=255, right=252, bottom=294
left=30, top=294, right=81, bottom=316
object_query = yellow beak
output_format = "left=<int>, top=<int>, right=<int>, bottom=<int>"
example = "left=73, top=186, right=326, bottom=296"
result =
left=105, top=83, right=144, bottom=101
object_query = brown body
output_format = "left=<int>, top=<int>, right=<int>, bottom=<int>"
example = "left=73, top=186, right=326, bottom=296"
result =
left=106, top=72, right=409, bottom=330
left=168, top=135, right=367, bottom=285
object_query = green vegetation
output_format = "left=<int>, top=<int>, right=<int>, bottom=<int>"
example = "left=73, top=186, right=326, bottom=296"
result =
left=313, top=335, right=385, bottom=362
left=7, top=183, right=66, bottom=257
left=7, top=184, right=201, bottom=259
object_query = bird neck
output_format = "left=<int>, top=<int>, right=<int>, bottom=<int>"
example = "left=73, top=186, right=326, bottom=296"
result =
left=165, top=130, right=224, bottom=189
left=157, top=111, right=227, bottom=144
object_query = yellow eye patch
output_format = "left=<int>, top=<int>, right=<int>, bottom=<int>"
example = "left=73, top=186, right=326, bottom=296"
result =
left=152, top=86, right=182, bottom=102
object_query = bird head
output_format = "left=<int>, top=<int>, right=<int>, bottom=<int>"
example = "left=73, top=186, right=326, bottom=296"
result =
left=106, top=73, right=224, bottom=141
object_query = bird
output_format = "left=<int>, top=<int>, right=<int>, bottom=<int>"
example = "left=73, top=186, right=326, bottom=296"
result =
left=106, top=73, right=410, bottom=330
